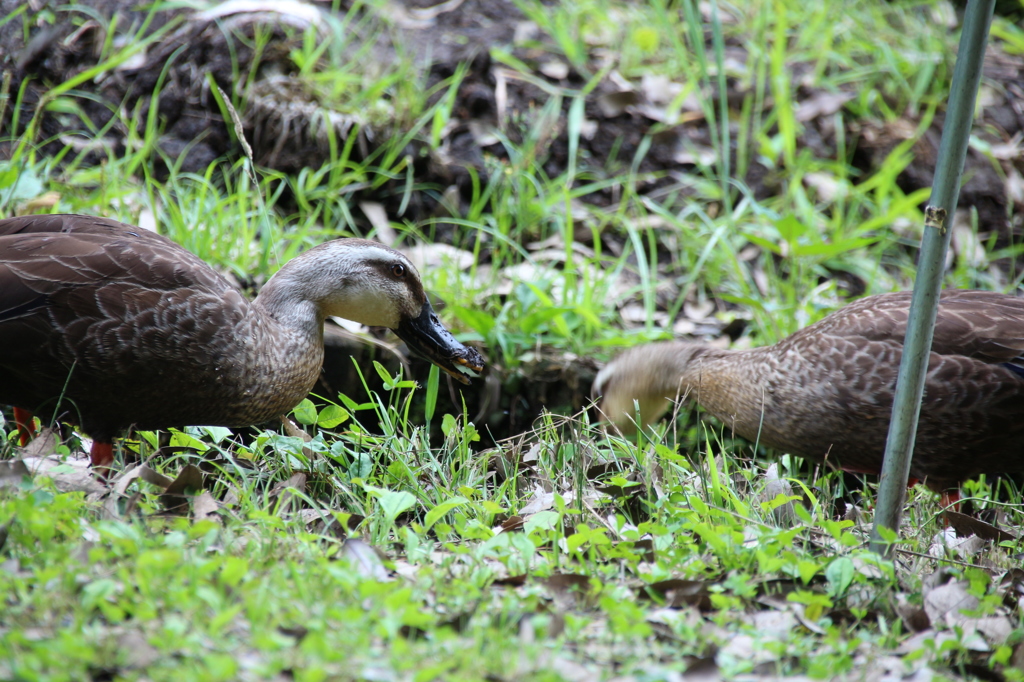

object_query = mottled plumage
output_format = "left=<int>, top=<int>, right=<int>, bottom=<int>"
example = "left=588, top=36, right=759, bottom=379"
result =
left=0, top=214, right=484, bottom=472
left=594, top=290, right=1024, bottom=491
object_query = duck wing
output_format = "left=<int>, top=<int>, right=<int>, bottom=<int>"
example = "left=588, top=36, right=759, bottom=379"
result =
left=0, top=214, right=246, bottom=434
left=0, top=214, right=232, bottom=309
left=804, top=290, right=1024, bottom=368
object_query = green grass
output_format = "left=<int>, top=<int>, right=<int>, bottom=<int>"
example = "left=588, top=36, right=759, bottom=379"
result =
left=3, top=0, right=1024, bottom=679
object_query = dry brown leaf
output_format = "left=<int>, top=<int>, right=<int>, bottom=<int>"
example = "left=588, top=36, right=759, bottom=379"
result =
left=787, top=601, right=826, bottom=635
left=539, top=60, right=569, bottom=80
left=897, top=629, right=960, bottom=655
left=359, top=201, right=396, bottom=245
left=680, top=656, right=721, bottom=682
left=119, top=629, right=160, bottom=669
left=192, top=491, right=220, bottom=523
left=596, top=90, right=640, bottom=118
left=270, top=472, right=308, bottom=513
left=619, top=302, right=669, bottom=328
left=495, top=515, right=525, bottom=534
left=998, top=568, right=1024, bottom=608
left=673, top=142, right=717, bottom=166
left=923, top=580, right=977, bottom=625
left=279, top=415, right=313, bottom=443
left=640, top=74, right=683, bottom=105
left=339, top=538, right=390, bottom=581
left=401, top=243, right=476, bottom=272
left=519, top=489, right=555, bottom=516
left=683, top=299, right=715, bottom=321
left=298, top=508, right=364, bottom=538
left=21, top=454, right=106, bottom=495
left=20, top=427, right=60, bottom=459
left=672, top=319, right=697, bottom=335
left=945, top=511, right=1017, bottom=544
left=138, top=465, right=175, bottom=489
left=111, top=466, right=146, bottom=496
left=0, top=460, right=30, bottom=489
left=803, top=171, right=844, bottom=202
left=102, top=491, right=143, bottom=521
left=794, top=91, right=854, bottom=122
left=639, top=579, right=712, bottom=611
left=222, top=484, right=241, bottom=508
left=158, top=464, right=205, bottom=515
left=541, top=574, right=601, bottom=609
left=897, top=594, right=931, bottom=632
left=15, top=191, right=61, bottom=215
left=112, top=465, right=174, bottom=496
left=1007, top=168, right=1024, bottom=205
left=928, top=527, right=987, bottom=558
left=548, top=657, right=596, bottom=682
left=761, top=463, right=798, bottom=526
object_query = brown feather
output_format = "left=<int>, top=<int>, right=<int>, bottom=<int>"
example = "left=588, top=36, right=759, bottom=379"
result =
left=594, top=290, right=1024, bottom=491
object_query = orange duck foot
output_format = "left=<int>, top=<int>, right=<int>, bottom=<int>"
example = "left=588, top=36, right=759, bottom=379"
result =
left=91, top=441, right=115, bottom=481
left=939, top=489, right=961, bottom=513
left=909, top=478, right=963, bottom=514
left=907, top=477, right=962, bottom=512
left=13, top=407, right=36, bottom=447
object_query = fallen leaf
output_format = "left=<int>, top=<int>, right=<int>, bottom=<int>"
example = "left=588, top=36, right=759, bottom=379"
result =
left=897, top=595, right=931, bottom=632
left=542, top=573, right=602, bottom=609
left=945, top=510, right=1016, bottom=543
left=795, top=91, right=855, bottom=122
left=923, top=580, right=977, bottom=625
left=495, top=515, right=525, bottom=533
left=21, top=455, right=106, bottom=495
left=640, top=74, right=684, bottom=105
left=359, top=201, right=396, bottom=245
left=639, top=579, right=713, bottom=611
left=193, top=491, right=220, bottom=522
left=0, top=461, right=30, bottom=489
left=339, top=538, right=390, bottom=580
left=539, top=60, right=569, bottom=80
left=119, top=629, right=160, bottom=669
left=196, top=0, right=325, bottom=30
left=549, top=657, right=595, bottom=682
left=270, top=472, right=307, bottom=513
left=761, top=462, right=798, bottom=526
left=401, top=243, right=476, bottom=272
left=20, top=427, right=60, bottom=459
left=112, top=464, right=174, bottom=496
left=596, top=90, right=640, bottom=118
left=492, top=575, right=527, bottom=587
left=158, top=464, right=205, bottom=515
left=519, top=488, right=555, bottom=515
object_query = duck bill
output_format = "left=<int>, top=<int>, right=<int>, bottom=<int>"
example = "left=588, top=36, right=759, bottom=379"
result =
left=395, top=301, right=484, bottom=385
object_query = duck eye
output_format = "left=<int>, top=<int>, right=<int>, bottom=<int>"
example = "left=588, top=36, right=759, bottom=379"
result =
left=390, top=263, right=406, bottom=278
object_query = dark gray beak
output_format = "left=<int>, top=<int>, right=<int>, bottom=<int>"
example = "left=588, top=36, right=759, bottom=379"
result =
left=394, top=300, right=484, bottom=385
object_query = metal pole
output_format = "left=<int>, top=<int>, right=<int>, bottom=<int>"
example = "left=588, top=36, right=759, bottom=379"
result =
left=870, top=0, right=995, bottom=556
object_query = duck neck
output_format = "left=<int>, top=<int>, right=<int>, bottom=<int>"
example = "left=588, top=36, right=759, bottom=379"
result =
left=647, top=342, right=736, bottom=403
left=253, top=270, right=326, bottom=341
left=676, top=344, right=772, bottom=438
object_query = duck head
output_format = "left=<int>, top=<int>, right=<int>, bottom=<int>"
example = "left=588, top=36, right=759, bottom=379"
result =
left=263, top=238, right=484, bottom=384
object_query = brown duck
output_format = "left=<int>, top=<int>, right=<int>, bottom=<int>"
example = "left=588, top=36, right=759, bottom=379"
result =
left=594, top=290, right=1024, bottom=494
left=0, top=214, right=484, bottom=474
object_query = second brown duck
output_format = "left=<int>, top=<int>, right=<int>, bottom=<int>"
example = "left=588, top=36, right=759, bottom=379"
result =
left=594, top=290, right=1024, bottom=492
